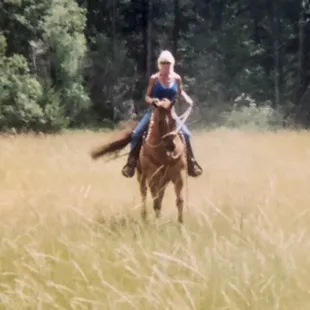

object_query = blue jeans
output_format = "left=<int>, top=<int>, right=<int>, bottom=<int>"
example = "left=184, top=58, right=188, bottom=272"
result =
left=130, top=108, right=191, bottom=150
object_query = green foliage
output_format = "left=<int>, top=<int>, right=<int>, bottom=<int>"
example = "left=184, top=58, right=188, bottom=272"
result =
left=42, top=0, right=90, bottom=123
left=85, top=33, right=136, bottom=121
left=222, top=102, right=285, bottom=130
left=39, top=86, right=69, bottom=132
left=0, top=33, right=7, bottom=56
left=0, top=0, right=310, bottom=132
left=0, top=53, right=44, bottom=131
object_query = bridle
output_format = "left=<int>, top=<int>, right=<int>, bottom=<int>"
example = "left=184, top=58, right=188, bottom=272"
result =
left=145, top=99, right=192, bottom=148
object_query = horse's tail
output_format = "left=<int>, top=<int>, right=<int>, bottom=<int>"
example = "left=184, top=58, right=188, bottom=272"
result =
left=90, top=121, right=138, bottom=160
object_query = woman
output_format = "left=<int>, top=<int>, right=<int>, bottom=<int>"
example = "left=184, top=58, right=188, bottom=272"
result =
left=122, top=50, right=203, bottom=178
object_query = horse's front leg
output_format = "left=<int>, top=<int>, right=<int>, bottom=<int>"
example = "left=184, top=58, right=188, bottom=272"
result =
left=149, top=186, right=164, bottom=218
left=149, top=177, right=167, bottom=219
left=173, top=171, right=186, bottom=224
left=137, top=171, right=147, bottom=221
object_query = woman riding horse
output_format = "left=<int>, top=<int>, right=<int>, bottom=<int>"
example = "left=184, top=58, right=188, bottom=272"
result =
left=122, top=50, right=203, bottom=178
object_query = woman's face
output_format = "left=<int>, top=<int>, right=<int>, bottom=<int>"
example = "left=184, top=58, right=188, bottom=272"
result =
left=159, top=60, right=172, bottom=74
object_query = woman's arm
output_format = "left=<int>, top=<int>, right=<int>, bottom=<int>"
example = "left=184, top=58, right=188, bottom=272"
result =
left=176, top=74, right=193, bottom=107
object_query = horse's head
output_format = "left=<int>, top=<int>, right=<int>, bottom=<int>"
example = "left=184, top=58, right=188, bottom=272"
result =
left=152, top=98, right=178, bottom=152
left=152, top=98, right=175, bottom=132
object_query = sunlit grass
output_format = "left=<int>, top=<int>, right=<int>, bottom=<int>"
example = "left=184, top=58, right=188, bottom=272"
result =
left=1, top=128, right=310, bottom=309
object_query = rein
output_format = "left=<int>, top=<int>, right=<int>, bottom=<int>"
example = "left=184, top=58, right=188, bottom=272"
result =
left=144, top=104, right=192, bottom=176
left=173, top=105, right=192, bottom=134
left=161, top=104, right=192, bottom=140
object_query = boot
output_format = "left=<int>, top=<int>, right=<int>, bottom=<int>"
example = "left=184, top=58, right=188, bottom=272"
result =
left=121, top=139, right=142, bottom=178
left=185, top=139, right=203, bottom=177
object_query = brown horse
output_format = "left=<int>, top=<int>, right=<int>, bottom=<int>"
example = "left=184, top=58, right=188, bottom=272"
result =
left=90, top=99, right=187, bottom=223
left=136, top=99, right=187, bottom=223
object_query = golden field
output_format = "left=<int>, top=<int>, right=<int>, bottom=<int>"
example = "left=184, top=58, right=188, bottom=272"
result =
left=1, top=128, right=310, bottom=309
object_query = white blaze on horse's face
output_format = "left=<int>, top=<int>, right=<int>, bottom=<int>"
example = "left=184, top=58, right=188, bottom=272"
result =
left=165, top=115, right=169, bottom=127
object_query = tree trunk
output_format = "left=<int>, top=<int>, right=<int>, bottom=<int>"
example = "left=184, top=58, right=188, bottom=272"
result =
left=269, top=0, right=281, bottom=107
left=111, top=0, right=116, bottom=120
left=172, top=0, right=179, bottom=61
left=146, top=0, right=152, bottom=78
left=297, top=0, right=305, bottom=103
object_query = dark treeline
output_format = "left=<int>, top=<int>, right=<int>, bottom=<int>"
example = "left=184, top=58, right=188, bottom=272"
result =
left=1, top=0, right=310, bottom=132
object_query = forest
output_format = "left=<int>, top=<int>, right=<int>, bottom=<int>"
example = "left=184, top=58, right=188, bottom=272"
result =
left=1, top=0, right=310, bottom=132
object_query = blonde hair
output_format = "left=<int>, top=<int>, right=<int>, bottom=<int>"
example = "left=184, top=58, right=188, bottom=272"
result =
left=157, top=50, right=175, bottom=72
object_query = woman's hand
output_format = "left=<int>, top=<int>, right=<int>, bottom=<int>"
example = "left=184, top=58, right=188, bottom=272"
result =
left=151, top=98, right=160, bottom=107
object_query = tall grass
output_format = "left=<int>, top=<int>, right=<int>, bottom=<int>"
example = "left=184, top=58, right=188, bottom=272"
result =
left=1, top=128, right=310, bottom=309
